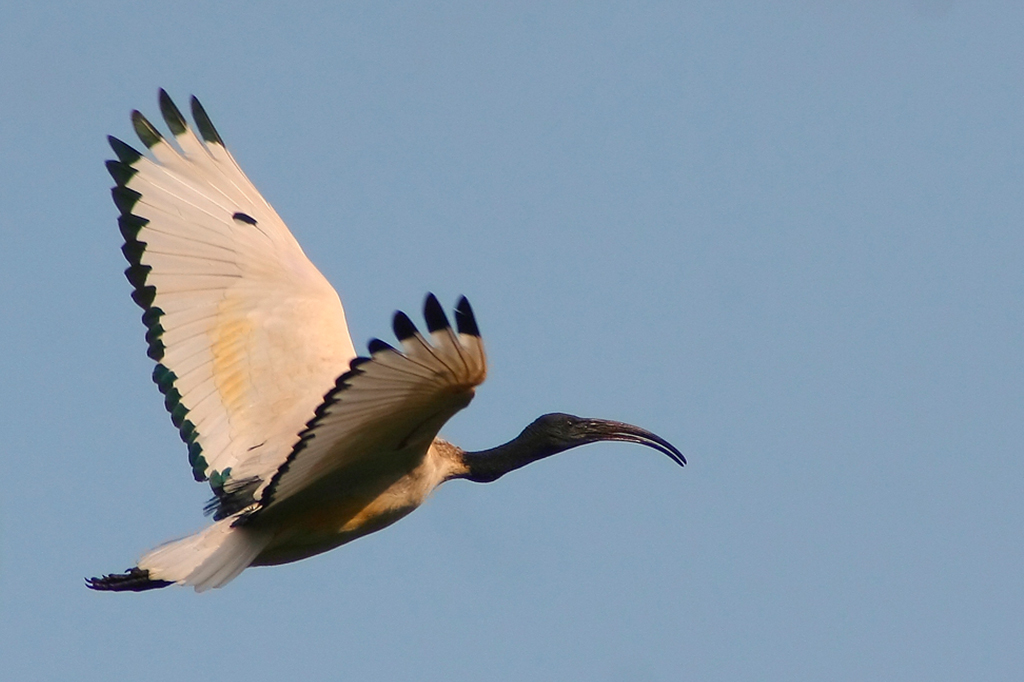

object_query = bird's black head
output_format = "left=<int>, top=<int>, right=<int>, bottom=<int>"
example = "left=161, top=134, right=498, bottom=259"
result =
left=459, top=412, right=684, bottom=483
left=524, top=412, right=686, bottom=465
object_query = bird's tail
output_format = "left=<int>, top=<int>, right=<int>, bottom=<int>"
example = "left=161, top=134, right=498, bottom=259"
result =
left=87, top=517, right=270, bottom=592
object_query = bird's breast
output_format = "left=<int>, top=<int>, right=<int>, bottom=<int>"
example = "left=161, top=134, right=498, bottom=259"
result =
left=251, top=443, right=456, bottom=566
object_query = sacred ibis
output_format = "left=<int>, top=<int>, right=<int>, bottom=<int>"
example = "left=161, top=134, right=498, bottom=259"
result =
left=87, top=91, right=685, bottom=592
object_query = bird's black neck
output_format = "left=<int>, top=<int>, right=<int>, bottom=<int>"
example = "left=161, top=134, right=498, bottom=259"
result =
left=457, top=427, right=566, bottom=483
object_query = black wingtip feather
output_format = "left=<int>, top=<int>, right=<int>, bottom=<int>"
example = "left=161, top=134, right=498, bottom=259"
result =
left=117, top=213, right=148, bottom=240
left=393, top=311, right=418, bottom=341
left=455, top=296, right=480, bottom=337
left=106, top=159, right=137, bottom=186
left=120, top=239, right=144, bottom=263
left=131, top=110, right=163, bottom=148
left=158, top=89, right=188, bottom=136
left=132, top=285, right=157, bottom=309
left=125, top=262, right=151, bottom=289
left=367, top=338, right=395, bottom=355
left=107, top=135, right=142, bottom=164
left=349, top=356, right=372, bottom=369
left=111, top=185, right=142, bottom=215
left=423, top=293, right=450, bottom=333
left=191, top=96, right=223, bottom=145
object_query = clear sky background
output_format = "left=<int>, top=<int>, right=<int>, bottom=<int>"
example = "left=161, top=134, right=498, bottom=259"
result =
left=1, top=2, right=1021, bottom=680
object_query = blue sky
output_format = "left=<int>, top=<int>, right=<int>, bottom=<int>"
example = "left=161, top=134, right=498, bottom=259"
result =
left=1, top=2, right=1022, bottom=680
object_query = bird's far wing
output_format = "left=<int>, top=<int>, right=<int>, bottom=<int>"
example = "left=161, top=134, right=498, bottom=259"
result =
left=109, top=90, right=357, bottom=498
left=215, top=294, right=487, bottom=519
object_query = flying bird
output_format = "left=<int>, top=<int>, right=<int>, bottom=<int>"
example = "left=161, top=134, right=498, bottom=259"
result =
left=87, top=91, right=685, bottom=592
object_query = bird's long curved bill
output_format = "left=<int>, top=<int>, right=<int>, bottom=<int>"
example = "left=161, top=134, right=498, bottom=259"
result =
left=588, top=420, right=686, bottom=466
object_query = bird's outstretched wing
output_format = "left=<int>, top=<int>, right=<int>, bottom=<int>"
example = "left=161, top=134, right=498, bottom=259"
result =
left=108, top=90, right=357, bottom=497
left=213, top=294, right=487, bottom=520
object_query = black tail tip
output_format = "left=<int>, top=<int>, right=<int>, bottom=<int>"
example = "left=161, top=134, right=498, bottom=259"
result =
left=86, top=567, right=173, bottom=592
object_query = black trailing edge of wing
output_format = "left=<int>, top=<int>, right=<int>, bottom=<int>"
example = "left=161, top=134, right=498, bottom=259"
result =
left=455, top=296, right=480, bottom=337
left=106, top=91, right=216, bottom=485
left=86, top=568, right=172, bottom=592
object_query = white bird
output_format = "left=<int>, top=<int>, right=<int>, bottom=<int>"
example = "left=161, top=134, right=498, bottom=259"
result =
left=87, top=91, right=685, bottom=592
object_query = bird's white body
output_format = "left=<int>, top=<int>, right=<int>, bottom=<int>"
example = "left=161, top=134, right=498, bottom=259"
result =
left=250, top=439, right=466, bottom=566
left=138, top=440, right=467, bottom=588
